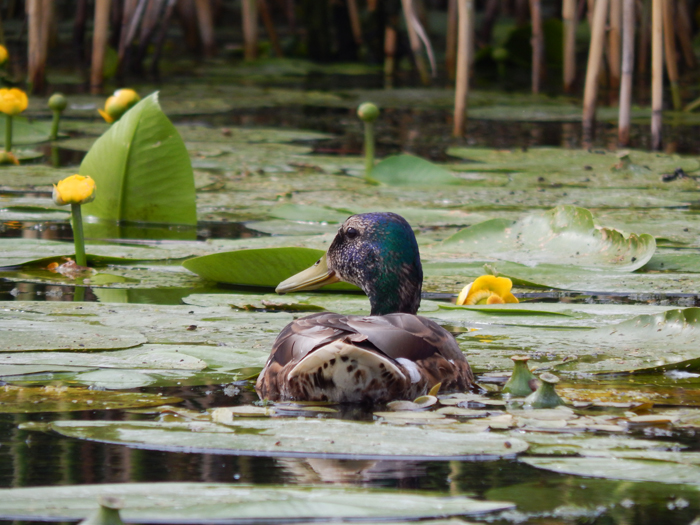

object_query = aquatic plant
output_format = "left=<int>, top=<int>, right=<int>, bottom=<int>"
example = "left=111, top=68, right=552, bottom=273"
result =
left=502, top=355, right=537, bottom=397
left=52, top=174, right=96, bottom=267
left=456, top=275, right=519, bottom=305
left=48, top=93, right=67, bottom=141
left=0, top=87, right=28, bottom=153
left=98, top=88, right=141, bottom=124
left=524, top=372, right=566, bottom=408
left=357, top=101, right=379, bottom=178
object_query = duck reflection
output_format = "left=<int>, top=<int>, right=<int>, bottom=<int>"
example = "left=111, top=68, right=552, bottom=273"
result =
left=277, top=457, right=427, bottom=485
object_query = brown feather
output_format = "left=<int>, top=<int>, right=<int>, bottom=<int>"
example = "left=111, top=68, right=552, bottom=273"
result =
left=255, top=312, right=476, bottom=403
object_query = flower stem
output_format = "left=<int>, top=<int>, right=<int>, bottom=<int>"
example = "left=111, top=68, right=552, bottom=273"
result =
left=5, top=114, right=12, bottom=152
left=71, top=203, right=87, bottom=267
left=50, top=110, right=61, bottom=141
left=363, top=121, right=375, bottom=178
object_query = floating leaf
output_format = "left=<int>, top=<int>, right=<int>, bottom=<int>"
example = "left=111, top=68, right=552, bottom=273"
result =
left=45, top=417, right=528, bottom=459
left=441, top=205, right=655, bottom=271
left=80, top=93, right=196, bottom=229
left=0, top=385, right=181, bottom=413
left=521, top=456, right=700, bottom=484
left=0, top=483, right=513, bottom=522
left=0, top=318, right=147, bottom=352
left=370, top=154, right=463, bottom=186
left=0, top=116, right=55, bottom=145
left=183, top=247, right=358, bottom=290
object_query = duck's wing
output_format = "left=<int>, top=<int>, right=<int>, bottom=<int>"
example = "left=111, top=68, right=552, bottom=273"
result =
left=256, top=312, right=475, bottom=402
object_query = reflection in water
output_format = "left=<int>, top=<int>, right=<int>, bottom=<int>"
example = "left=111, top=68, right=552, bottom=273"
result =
left=277, top=458, right=428, bottom=486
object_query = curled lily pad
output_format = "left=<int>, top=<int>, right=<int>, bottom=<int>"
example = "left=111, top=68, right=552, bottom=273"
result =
left=440, top=206, right=655, bottom=271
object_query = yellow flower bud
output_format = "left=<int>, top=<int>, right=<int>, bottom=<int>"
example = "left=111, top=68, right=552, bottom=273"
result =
left=0, top=151, right=18, bottom=165
left=98, top=88, right=140, bottom=123
left=456, top=275, right=519, bottom=306
left=0, top=88, right=28, bottom=116
left=53, top=175, right=96, bottom=206
left=0, top=45, right=8, bottom=65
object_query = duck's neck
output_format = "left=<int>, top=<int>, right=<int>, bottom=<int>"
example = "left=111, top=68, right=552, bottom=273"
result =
left=365, top=262, right=422, bottom=316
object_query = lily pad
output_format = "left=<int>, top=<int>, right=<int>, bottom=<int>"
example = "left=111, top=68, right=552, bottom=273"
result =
left=0, top=384, right=181, bottom=413
left=447, top=147, right=700, bottom=178
left=0, top=116, right=54, bottom=145
left=0, top=483, right=513, bottom=522
left=440, top=205, right=656, bottom=271
left=0, top=317, right=147, bottom=352
left=521, top=456, right=700, bottom=484
left=44, top=417, right=528, bottom=459
left=370, top=154, right=463, bottom=186
left=183, top=247, right=359, bottom=290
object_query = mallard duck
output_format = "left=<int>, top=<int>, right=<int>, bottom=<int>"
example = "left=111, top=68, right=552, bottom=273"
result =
left=255, top=212, right=476, bottom=403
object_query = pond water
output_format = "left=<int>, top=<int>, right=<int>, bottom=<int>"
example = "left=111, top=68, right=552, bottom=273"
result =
left=3, top=79, right=700, bottom=524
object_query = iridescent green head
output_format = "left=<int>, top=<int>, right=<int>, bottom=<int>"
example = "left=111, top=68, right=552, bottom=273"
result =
left=277, top=212, right=423, bottom=316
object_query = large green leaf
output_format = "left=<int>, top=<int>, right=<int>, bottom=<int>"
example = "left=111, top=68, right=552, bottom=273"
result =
left=0, top=483, right=513, bottom=522
left=370, top=154, right=463, bottom=186
left=79, top=92, right=196, bottom=227
left=183, top=247, right=359, bottom=290
left=440, top=205, right=656, bottom=271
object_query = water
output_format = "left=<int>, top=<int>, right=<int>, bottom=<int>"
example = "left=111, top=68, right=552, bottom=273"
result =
left=3, top=100, right=700, bottom=525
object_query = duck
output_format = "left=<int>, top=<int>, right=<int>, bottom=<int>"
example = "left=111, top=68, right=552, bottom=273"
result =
left=255, top=212, right=476, bottom=404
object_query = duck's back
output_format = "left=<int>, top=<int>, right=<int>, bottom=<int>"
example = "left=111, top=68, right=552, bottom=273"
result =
left=255, top=312, right=474, bottom=403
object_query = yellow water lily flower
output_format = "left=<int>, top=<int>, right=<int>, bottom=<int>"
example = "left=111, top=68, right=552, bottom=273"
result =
left=98, top=88, right=140, bottom=123
left=456, top=275, right=519, bottom=305
left=0, top=88, right=28, bottom=116
left=0, top=45, right=8, bottom=65
left=52, top=175, right=96, bottom=206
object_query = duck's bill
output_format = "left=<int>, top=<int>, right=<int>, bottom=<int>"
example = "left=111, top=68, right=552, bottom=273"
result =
left=276, top=253, right=340, bottom=293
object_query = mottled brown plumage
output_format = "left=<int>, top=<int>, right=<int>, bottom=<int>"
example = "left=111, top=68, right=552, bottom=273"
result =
left=255, top=212, right=476, bottom=403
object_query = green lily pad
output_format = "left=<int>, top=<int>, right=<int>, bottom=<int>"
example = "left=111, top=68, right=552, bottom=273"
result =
left=176, top=124, right=333, bottom=143
left=0, top=385, right=181, bottom=413
left=487, top=477, right=700, bottom=520
left=44, top=417, right=528, bottom=459
left=0, top=482, right=513, bottom=522
left=440, top=205, right=656, bottom=271
left=521, top=456, right=700, bottom=484
left=0, top=115, right=54, bottom=145
left=447, top=147, right=700, bottom=178
left=183, top=247, right=359, bottom=290
left=0, top=317, right=147, bottom=351
left=370, top=154, right=463, bottom=186
left=454, top=307, right=700, bottom=375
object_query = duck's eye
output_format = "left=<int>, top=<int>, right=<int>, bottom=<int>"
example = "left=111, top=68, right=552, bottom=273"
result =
left=345, top=227, right=359, bottom=239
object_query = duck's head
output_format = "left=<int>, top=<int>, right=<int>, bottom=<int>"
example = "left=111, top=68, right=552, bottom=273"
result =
left=276, top=212, right=423, bottom=316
